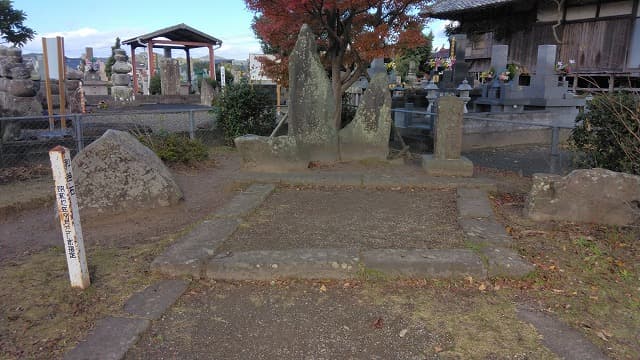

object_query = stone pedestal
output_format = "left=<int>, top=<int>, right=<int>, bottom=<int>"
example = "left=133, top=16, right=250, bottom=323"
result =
left=422, top=96, right=473, bottom=177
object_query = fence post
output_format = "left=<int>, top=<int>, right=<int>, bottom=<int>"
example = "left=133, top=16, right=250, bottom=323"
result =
left=74, top=114, right=84, bottom=152
left=189, top=110, right=195, bottom=140
left=549, top=126, right=560, bottom=174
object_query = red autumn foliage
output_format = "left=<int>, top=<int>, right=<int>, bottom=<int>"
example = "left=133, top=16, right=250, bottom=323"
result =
left=246, top=0, right=433, bottom=128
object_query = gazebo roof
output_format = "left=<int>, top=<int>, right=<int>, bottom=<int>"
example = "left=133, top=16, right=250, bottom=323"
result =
left=428, top=0, right=517, bottom=18
left=122, top=23, right=222, bottom=49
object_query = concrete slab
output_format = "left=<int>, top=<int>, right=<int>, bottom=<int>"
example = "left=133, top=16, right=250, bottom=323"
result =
left=206, top=248, right=360, bottom=280
left=361, top=249, right=486, bottom=279
left=457, top=188, right=494, bottom=219
left=422, top=155, right=474, bottom=177
left=459, top=218, right=512, bottom=247
left=64, top=317, right=150, bottom=360
left=123, top=280, right=189, bottom=320
left=516, top=307, right=608, bottom=360
left=482, top=247, right=535, bottom=278
left=213, top=183, right=275, bottom=218
left=151, top=217, right=241, bottom=277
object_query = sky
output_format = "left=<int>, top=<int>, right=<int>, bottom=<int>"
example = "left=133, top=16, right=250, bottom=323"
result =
left=16, top=0, right=449, bottom=60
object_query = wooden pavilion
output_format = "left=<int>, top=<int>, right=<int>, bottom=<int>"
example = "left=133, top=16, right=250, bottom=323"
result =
left=122, top=23, right=223, bottom=94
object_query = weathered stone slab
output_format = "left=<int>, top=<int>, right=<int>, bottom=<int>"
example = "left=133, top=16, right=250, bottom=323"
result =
left=457, top=188, right=494, bottom=218
left=234, top=135, right=308, bottom=171
left=422, top=154, right=474, bottom=177
left=460, top=218, right=512, bottom=247
left=287, top=24, right=338, bottom=161
left=64, top=317, right=150, bottom=360
left=482, top=247, right=534, bottom=278
left=525, top=168, right=640, bottom=226
left=159, top=58, right=180, bottom=95
left=434, top=96, right=464, bottom=160
left=516, top=307, right=608, bottom=360
left=123, top=280, right=189, bottom=320
left=339, top=72, right=392, bottom=161
left=214, top=183, right=275, bottom=218
left=72, top=130, right=183, bottom=216
left=361, top=249, right=486, bottom=279
left=206, top=248, right=360, bottom=280
left=151, top=217, right=241, bottom=277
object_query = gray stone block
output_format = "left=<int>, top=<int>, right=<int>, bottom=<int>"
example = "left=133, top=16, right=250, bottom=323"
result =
left=525, top=169, right=640, bottom=226
left=361, top=249, right=486, bottom=279
left=422, top=154, right=474, bottom=177
left=214, top=183, right=275, bottom=218
left=151, top=217, right=241, bottom=277
left=482, top=247, right=534, bottom=278
left=457, top=188, right=493, bottom=219
left=459, top=218, right=512, bottom=247
left=516, top=307, right=608, bottom=360
left=234, top=135, right=308, bottom=171
left=123, top=280, right=189, bottom=320
left=64, top=317, right=150, bottom=360
left=206, top=248, right=360, bottom=280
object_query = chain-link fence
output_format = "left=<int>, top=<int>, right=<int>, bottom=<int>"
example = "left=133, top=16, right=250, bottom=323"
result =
left=0, top=108, right=219, bottom=182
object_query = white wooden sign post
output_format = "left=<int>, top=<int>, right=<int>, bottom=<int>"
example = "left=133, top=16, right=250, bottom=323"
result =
left=49, top=146, right=90, bottom=289
left=220, top=65, right=226, bottom=88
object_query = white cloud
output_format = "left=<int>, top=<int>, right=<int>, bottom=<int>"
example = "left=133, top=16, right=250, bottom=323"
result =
left=21, top=26, right=262, bottom=60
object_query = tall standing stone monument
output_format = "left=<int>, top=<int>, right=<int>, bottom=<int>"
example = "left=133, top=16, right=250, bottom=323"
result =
left=287, top=24, right=338, bottom=161
left=422, top=96, right=473, bottom=176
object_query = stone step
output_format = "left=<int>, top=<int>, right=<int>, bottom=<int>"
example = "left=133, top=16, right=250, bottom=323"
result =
left=205, top=248, right=360, bottom=280
left=360, top=249, right=487, bottom=280
left=457, top=188, right=494, bottom=219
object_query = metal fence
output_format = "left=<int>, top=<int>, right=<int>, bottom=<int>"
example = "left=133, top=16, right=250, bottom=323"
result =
left=0, top=108, right=218, bottom=169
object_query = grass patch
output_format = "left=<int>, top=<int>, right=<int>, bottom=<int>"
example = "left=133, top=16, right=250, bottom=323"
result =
left=0, top=234, right=177, bottom=358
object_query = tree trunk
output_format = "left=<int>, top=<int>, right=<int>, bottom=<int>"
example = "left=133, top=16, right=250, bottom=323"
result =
left=331, top=57, right=343, bottom=131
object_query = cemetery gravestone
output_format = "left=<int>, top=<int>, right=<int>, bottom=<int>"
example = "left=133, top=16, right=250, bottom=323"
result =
left=422, top=96, right=473, bottom=176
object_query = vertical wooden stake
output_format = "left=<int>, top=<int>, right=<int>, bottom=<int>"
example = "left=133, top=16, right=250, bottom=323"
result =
left=56, top=37, right=67, bottom=129
left=49, top=146, right=90, bottom=289
left=42, top=38, right=55, bottom=130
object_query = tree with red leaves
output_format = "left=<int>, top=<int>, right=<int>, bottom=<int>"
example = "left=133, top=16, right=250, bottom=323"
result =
left=247, top=0, right=433, bottom=129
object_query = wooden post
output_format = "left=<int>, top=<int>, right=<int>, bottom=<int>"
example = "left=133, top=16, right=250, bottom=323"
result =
left=56, top=37, right=67, bottom=129
left=131, top=44, right=138, bottom=94
left=185, top=48, right=191, bottom=93
left=148, top=40, right=154, bottom=90
left=49, top=146, right=90, bottom=289
left=41, top=38, right=55, bottom=130
left=276, top=84, right=281, bottom=115
left=208, top=45, right=215, bottom=81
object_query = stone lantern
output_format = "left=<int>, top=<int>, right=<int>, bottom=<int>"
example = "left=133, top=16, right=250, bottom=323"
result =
left=424, top=79, right=439, bottom=113
left=457, top=79, right=473, bottom=113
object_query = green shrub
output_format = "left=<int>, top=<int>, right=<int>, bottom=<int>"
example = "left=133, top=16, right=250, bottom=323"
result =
left=137, top=131, right=209, bottom=164
left=214, top=81, right=275, bottom=145
left=570, top=92, right=640, bottom=175
left=150, top=74, right=161, bottom=95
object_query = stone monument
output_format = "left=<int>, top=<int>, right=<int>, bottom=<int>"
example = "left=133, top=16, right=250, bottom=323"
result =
left=110, top=49, right=133, bottom=101
left=72, top=129, right=183, bottom=216
left=287, top=24, right=338, bottom=161
left=422, top=96, right=473, bottom=176
left=235, top=24, right=393, bottom=170
left=82, top=47, right=108, bottom=96
left=159, top=58, right=180, bottom=96
left=339, top=61, right=392, bottom=161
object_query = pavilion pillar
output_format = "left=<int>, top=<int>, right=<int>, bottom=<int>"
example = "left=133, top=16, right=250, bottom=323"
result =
left=185, top=48, right=192, bottom=93
left=148, top=39, right=154, bottom=93
left=130, top=45, right=138, bottom=94
left=208, top=45, right=216, bottom=81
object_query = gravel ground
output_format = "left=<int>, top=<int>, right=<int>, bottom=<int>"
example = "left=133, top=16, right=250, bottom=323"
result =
left=216, top=186, right=465, bottom=253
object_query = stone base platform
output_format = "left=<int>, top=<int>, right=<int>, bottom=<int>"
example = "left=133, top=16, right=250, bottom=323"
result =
left=422, top=154, right=474, bottom=177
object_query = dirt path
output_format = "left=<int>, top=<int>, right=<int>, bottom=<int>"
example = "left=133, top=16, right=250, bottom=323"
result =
left=0, top=152, right=242, bottom=265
